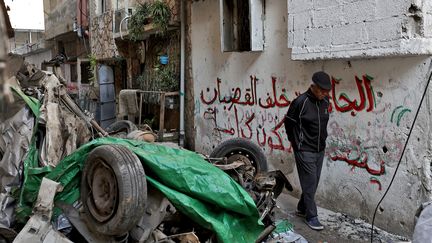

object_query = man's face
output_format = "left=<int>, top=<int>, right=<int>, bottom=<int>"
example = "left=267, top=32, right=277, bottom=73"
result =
left=311, top=84, right=330, bottom=100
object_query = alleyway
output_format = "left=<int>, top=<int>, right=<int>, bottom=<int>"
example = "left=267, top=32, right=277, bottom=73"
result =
left=274, top=193, right=409, bottom=243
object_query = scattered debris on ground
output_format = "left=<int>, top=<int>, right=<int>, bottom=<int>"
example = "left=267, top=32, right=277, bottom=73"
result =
left=321, top=212, right=409, bottom=242
left=274, top=193, right=410, bottom=243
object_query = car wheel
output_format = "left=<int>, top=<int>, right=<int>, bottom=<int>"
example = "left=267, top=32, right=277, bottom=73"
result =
left=210, top=138, right=268, bottom=185
left=81, top=144, right=147, bottom=236
left=106, top=120, right=138, bottom=138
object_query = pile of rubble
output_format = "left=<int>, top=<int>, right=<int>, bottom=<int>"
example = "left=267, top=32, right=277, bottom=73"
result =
left=0, top=57, right=297, bottom=242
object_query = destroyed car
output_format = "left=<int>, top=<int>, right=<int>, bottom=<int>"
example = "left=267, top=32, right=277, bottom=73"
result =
left=0, top=61, right=292, bottom=243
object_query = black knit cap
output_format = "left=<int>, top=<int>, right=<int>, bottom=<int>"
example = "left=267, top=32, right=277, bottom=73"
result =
left=312, top=71, right=331, bottom=90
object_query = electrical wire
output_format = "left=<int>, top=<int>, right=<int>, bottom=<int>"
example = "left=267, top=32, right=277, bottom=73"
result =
left=370, top=62, right=432, bottom=242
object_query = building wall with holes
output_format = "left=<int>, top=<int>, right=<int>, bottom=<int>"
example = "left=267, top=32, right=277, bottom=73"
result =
left=190, top=0, right=432, bottom=236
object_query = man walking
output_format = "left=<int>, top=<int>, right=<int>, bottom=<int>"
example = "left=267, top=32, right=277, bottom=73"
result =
left=284, top=71, right=331, bottom=230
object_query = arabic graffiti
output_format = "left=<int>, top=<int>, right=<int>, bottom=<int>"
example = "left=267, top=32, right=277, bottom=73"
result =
left=325, top=118, right=399, bottom=191
left=391, top=105, right=411, bottom=126
left=198, top=74, right=380, bottom=153
left=330, top=75, right=376, bottom=116
left=330, top=152, right=385, bottom=176
left=200, top=76, right=291, bottom=110
left=370, top=177, right=382, bottom=191
left=202, top=74, right=378, bottom=114
left=202, top=105, right=292, bottom=152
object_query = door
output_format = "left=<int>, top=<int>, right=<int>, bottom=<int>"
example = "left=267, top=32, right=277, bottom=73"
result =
left=98, top=65, right=116, bottom=128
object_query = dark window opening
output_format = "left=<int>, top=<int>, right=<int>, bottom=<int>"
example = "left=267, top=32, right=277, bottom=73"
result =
left=221, top=0, right=264, bottom=52
left=81, top=62, right=91, bottom=84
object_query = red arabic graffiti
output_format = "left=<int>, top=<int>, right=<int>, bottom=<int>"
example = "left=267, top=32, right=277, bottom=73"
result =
left=330, top=152, right=385, bottom=176
left=200, top=74, right=379, bottom=152
left=203, top=106, right=292, bottom=152
left=370, top=177, right=382, bottom=191
left=330, top=75, right=376, bottom=116
left=200, top=76, right=290, bottom=110
left=267, top=118, right=288, bottom=151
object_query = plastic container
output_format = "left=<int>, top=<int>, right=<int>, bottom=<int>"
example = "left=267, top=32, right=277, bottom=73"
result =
left=159, top=55, right=169, bottom=65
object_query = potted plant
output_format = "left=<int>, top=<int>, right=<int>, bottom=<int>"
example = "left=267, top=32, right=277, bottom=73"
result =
left=158, top=52, right=169, bottom=65
left=128, top=2, right=151, bottom=40
left=149, top=0, right=172, bottom=34
left=128, top=1, right=172, bottom=39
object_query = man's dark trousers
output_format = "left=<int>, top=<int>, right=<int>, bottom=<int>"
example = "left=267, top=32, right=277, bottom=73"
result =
left=294, top=150, right=324, bottom=220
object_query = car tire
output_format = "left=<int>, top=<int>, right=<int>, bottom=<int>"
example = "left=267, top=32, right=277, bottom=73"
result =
left=210, top=138, right=268, bottom=175
left=81, top=144, right=147, bottom=236
left=106, top=120, right=138, bottom=138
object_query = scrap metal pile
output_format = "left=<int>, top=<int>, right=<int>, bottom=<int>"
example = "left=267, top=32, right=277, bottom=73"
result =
left=0, top=57, right=293, bottom=243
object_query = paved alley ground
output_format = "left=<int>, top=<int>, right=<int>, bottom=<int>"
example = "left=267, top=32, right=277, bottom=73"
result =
left=274, top=193, right=410, bottom=243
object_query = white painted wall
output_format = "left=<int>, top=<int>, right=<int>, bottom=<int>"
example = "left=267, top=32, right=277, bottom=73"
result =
left=24, top=49, right=52, bottom=69
left=191, top=0, right=432, bottom=236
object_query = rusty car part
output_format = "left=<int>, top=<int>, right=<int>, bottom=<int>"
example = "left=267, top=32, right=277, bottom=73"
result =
left=106, top=120, right=138, bottom=138
left=86, top=159, right=118, bottom=222
left=81, top=145, right=147, bottom=236
left=210, top=138, right=268, bottom=177
left=255, top=225, right=276, bottom=243
left=130, top=186, right=176, bottom=242
left=212, top=160, right=245, bottom=170
left=58, top=203, right=116, bottom=243
left=251, top=171, right=293, bottom=224
left=155, top=232, right=200, bottom=243
left=208, top=138, right=293, bottom=227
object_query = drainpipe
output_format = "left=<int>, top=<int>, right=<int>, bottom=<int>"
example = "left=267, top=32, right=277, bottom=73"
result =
left=179, top=0, right=185, bottom=147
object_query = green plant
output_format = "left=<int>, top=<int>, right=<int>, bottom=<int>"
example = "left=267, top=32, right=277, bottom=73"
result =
left=128, top=2, right=151, bottom=40
left=154, top=66, right=178, bottom=92
left=88, top=54, right=97, bottom=86
left=149, top=0, right=172, bottom=34
left=143, top=116, right=155, bottom=127
left=128, top=1, right=172, bottom=39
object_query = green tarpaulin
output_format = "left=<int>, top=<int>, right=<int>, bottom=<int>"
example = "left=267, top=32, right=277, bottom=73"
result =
left=13, top=89, right=264, bottom=242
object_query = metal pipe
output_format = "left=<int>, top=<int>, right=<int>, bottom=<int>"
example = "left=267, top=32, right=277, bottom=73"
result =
left=60, top=91, right=108, bottom=137
left=179, top=0, right=185, bottom=147
left=255, top=225, right=276, bottom=243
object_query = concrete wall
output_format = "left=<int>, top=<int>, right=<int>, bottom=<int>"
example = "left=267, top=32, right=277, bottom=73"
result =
left=288, top=0, right=432, bottom=60
left=191, top=0, right=432, bottom=236
left=24, top=49, right=52, bottom=69
left=43, top=0, right=77, bottom=40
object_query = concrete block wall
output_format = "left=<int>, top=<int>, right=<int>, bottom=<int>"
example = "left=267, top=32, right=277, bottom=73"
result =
left=288, top=0, right=432, bottom=60
left=424, top=1, right=432, bottom=37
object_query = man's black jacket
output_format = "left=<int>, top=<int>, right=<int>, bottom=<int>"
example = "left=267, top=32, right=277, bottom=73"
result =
left=284, top=89, right=330, bottom=152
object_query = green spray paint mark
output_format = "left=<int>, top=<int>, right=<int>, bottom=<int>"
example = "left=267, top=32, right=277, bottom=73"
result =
left=391, top=106, right=411, bottom=126
left=371, top=86, right=377, bottom=108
